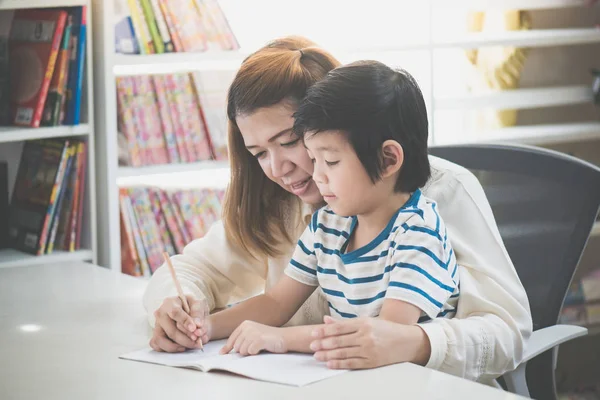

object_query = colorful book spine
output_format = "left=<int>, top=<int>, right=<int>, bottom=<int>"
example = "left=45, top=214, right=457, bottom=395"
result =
left=10, top=10, right=67, bottom=127
left=114, top=0, right=140, bottom=54
left=155, top=189, right=188, bottom=252
left=167, top=190, right=192, bottom=243
left=203, top=0, right=239, bottom=50
left=116, top=76, right=144, bottom=166
left=179, top=73, right=213, bottom=160
left=119, top=188, right=142, bottom=276
left=66, top=142, right=84, bottom=251
left=133, top=75, right=170, bottom=165
left=127, top=0, right=154, bottom=54
left=128, top=187, right=165, bottom=273
left=158, top=0, right=184, bottom=52
left=42, top=19, right=72, bottom=126
left=151, top=75, right=180, bottom=163
left=74, top=141, right=87, bottom=250
left=45, top=143, right=77, bottom=253
left=164, top=0, right=208, bottom=52
left=37, top=140, right=70, bottom=255
left=163, top=74, right=193, bottom=162
left=64, top=6, right=87, bottom=125
left=149, top=0, right=174, bottom=52
left=122, top=191, right=151, bottom=276
left=190, top=70, right=233, bottom=160
left=139, top=0, right=165, bottom=54
left=54, top=146, right=78, bottom=251
left=191, top=0, right=221, bottom=51
left=148, top=188, right=176, bottom=256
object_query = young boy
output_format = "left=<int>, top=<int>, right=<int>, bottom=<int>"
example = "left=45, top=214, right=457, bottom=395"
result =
left=199, top=61, right=460, bottom=360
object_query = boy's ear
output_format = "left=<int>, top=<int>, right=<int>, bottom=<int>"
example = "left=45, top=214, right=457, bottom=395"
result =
left=380, top=140, right=404, bottom=177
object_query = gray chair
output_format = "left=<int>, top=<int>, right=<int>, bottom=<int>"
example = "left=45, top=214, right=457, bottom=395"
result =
left=429, top=143, right=600, bottom=400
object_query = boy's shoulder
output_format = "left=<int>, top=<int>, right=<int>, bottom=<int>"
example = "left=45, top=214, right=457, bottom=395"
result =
left=392, top=190, right=446, bottom=238
left=310, top=205, right=353, bottom=232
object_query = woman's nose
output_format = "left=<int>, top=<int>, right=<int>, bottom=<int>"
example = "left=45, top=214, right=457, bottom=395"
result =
left=270, top=151, right=293, bottom=178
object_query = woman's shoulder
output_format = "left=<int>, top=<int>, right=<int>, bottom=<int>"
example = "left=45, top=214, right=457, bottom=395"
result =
left=424, top=155, right=486, bottom=200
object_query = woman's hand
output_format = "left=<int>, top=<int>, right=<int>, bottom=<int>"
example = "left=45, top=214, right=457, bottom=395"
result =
left=220, top=320, right=287, bottom=356
left=309, top=316, right=431, bottom=370
left=149, top=295, right=210, bottom=352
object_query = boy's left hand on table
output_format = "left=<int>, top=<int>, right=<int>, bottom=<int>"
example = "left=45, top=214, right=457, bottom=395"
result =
left=220, top=320, right=287, bottom=356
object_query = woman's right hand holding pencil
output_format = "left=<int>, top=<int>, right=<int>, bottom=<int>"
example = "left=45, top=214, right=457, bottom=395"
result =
left=150, top=295, right=211, bottom=352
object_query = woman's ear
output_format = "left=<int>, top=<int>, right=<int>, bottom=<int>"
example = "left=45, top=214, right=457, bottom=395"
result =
left=381, top=140, right=404, bottom=177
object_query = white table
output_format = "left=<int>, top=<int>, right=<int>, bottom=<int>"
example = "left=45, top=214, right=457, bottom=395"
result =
left=0, top=262, right=526, bottom=400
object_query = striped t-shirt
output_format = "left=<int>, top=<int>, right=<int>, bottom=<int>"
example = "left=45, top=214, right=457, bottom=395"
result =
left=285, top=189, right=459, bottom=322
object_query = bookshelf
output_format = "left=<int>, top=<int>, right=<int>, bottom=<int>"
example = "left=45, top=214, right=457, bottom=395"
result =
left=0, top=0, right=97, bottom=268
left=92, top=0, right=600, bottom=275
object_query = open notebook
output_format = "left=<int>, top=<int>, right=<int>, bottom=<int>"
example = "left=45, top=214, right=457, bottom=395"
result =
left=120, top=339, right=347, bottom=387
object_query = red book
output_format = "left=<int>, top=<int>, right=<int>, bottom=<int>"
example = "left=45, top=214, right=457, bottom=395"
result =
left=9, top=9, right=67, bottom=127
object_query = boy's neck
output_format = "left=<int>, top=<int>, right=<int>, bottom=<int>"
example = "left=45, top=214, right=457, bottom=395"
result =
left=347, top=191, right=412, bottom=252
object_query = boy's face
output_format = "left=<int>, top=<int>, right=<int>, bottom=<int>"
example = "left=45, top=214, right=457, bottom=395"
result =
left=305, top=130, right=385, bottom=217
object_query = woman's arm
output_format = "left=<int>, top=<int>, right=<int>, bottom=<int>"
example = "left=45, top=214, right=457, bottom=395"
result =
left=143, top=220, right=267, bottom=324
left=144, top=221, right=268, bottom=352
left=421, top=157, right=532, bottom=383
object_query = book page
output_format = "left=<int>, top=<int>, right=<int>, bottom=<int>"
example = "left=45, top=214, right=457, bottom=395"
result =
left=120, top=339, right=238, bottom=370
left=120, top=339, right=347, bottom=386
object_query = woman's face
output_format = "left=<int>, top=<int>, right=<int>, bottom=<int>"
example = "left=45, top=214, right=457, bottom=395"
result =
left=237, top=102, right=323, bottom=205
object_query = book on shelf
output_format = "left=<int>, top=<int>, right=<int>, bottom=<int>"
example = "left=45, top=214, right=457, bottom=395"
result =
left=0, top=11, right=14, bottom=126
left=116, top=72, right=227, bottom=167
left=7, top=138, right=87, bottom=256
left=190, top=69, right=235, bottom=161
left=63, top=6, right=87, bottom=126
left=41, top=14, right=72, bottom=127
left=9, top=9, right=67, bottom=128
left=115, top=0, right=238, bottom=54
left=115, top=0, right=141, bottom=55
left=3, top=7, right=86, bottom=128
left=119, top=186, right=224, bottom=276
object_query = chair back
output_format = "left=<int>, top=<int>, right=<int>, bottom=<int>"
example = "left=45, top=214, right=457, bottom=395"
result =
left=429, top=144, right=600, bottom=399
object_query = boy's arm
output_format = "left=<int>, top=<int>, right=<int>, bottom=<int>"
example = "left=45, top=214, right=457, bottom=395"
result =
left=379, top=299, right=422, bottom=325
left=209, top=275, right=316, bottom=340
left=383, top=220, right=458, bottom=323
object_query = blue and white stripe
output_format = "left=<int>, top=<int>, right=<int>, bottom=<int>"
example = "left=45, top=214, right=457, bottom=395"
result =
left=285, top=189, right=460, bottom=321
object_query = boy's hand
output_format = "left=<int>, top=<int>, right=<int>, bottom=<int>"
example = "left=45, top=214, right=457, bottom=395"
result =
left=220, top=321, right=287, bottom=356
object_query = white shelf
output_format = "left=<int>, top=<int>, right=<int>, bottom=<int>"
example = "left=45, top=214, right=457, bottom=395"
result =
left=113, top=51, right=244, bottom=75
left=0, top=124, right=91, bottom=143
left=0, top=0, right=88, bottom=10
left=434, top=0, right=594, bottom=10
left=436, top=122, right=600, bottom=146
left=435, top=28, right=600, bottom=49
left=0, top=248, right=94, bottom=269
left=117, top=160, right=229, bottom=178
left=114, top=29, right=600, bottom=76
left=435, top=85, right=593, bottom=110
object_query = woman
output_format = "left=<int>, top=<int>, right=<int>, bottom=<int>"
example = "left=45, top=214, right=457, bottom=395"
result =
left=143, top=36, right=532, bottom=385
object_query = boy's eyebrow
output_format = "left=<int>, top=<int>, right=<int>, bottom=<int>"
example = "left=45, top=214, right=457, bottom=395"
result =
left=314, top=145, right=340, bottom=152
left=246, top=128, right=293, bottom=149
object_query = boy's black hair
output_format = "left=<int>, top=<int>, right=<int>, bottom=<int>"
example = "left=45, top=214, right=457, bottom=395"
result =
left=292, top=60, right=430, bottom=193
